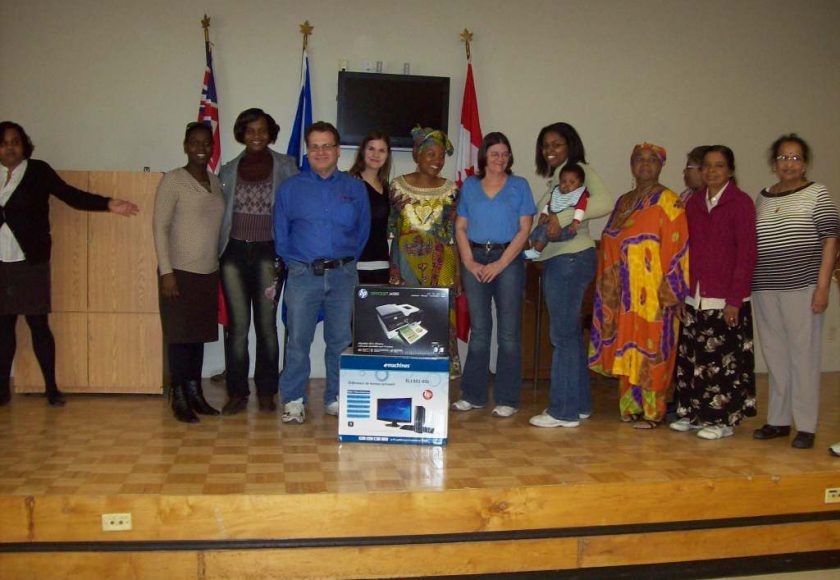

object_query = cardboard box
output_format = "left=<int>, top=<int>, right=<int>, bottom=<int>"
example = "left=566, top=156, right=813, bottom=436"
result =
left=353, top=285, right=450, bottom=358
left=338, top=354, right=448, bottom=445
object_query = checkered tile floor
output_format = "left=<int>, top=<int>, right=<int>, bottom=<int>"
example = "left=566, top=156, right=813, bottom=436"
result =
left=0, top=374, right=837, bottom=496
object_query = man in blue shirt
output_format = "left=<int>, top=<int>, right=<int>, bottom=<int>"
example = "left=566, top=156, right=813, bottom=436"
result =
left=274, top=122, right=370, bottom=424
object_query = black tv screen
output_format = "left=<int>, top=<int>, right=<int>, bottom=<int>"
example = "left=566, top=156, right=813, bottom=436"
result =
left=376, top=397, right=412, bottom=426
left=337, top=71, right=450, bottom=150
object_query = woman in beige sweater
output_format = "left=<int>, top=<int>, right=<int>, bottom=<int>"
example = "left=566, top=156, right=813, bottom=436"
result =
left=153, top=122, right=225, bottom=423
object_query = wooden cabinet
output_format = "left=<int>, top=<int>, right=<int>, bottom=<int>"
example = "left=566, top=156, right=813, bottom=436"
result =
left=520, top=247, right=598, bottom=381
left=14, top=171, right=163, bottom=394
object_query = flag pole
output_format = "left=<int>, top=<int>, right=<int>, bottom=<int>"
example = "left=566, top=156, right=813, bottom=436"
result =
left=298, top=20, right=314, bottom=78
left=460, top=28, right=473, bottom=61
left=201, top=14, right=210, bottom=43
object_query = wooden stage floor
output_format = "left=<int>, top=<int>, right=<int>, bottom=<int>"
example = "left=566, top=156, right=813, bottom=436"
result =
left=0, top=373, right=838, bottom=579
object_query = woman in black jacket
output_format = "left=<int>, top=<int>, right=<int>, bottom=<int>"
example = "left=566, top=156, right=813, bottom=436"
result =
left=0, top=121, right=138, bottom=406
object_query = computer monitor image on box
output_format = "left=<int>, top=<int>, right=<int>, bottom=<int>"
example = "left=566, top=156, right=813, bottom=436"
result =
left=376, top=397, right=412, bottom=427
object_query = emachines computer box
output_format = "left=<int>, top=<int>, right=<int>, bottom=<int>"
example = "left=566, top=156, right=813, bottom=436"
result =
left=353, top=286, right=450, bottom=358
left=338, top=354, right=449, bottom=445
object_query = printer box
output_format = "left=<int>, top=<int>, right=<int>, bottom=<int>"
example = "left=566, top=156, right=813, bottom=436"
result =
left=353, top=285, right=450, bottom=358
left=339, top=354, right=448, bottom=445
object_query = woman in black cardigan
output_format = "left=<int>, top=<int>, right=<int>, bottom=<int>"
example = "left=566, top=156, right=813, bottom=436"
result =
left=0, top=121, right=138, bottom=406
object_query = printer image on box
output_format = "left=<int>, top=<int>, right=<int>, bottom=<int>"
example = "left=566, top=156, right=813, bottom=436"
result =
left=375, top=303, right=424, bottom=339
left=354, top=286, right=449, bottom=357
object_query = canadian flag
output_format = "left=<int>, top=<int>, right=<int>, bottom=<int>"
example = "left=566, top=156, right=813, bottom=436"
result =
left=454, top=60, right=482, bottom=187
left=454, top=60, right=482, bottom=342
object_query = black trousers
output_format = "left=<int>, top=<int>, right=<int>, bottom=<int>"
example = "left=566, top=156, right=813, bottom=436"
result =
left=0, top=314, right=58, bottom=395
left=168, top=342, right=204, bottom=387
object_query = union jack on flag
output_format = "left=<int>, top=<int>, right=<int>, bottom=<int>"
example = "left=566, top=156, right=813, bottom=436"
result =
left=198, top=39, right=221, bottom=173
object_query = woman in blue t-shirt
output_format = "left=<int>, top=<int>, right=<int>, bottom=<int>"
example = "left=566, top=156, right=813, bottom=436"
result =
left=452, top=132, right=536, bottom=417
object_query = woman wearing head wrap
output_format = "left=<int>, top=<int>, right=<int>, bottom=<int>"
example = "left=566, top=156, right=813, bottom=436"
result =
left=389, top=126, right=461, bottom=375
left=588, top=143, right=689, bottom=429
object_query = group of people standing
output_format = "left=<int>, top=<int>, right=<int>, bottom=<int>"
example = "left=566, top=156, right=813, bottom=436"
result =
left=2, top=115, right=838, bottom=453
left=587, top=135, right=838, bottom=451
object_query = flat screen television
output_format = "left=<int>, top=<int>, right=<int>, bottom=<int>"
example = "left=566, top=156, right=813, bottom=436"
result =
left=376, top=397, right=412, bottom=427
left=337, top=71, right=450, bottom=150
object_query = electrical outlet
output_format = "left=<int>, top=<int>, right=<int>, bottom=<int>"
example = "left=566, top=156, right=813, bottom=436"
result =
left=101, top=512, right=132, bottom=531
left=825, top=488, right=840, bottom=504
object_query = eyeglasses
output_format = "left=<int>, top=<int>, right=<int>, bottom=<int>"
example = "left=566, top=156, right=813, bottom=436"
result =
left=775, top=154, right=803, bottom=162
left=308, top=143, right=337, bottom=152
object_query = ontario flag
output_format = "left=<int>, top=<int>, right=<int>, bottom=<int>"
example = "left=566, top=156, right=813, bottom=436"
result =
left=454, top=60, right=482, bottom=188
left=287, top=49, right=313, bottom=170
left=198, top=39, right=221, bottom=174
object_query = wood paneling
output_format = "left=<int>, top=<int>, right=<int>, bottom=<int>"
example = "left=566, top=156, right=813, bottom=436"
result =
left=51, top=171, right=89, bottom=312
left=12, top=171, right=164, bottom=393
left=205, top=539, right=580, bottom=579
left=580, top=521, right=840, bottom=567
left=25, top=472, right=840, bottom=542
left=0, top=552, right=197, bottom=580
left=13, top=313, right=87, bottom=392
left=87, top=313, right=162, bottom=393
left=2, top=523, right=837, bottom=579
left=88, top=172, right=160, bottom=314
left=0, top=497, right=29, bottom=542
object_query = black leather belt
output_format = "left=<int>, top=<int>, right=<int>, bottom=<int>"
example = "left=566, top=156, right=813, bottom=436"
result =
left=309, top=256, right=354, bottom=275
left=470, top=241, right=510, bottom=252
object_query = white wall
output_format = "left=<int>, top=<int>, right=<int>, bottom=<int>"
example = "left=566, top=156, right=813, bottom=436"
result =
left=2, top=0, right=839, bottom=374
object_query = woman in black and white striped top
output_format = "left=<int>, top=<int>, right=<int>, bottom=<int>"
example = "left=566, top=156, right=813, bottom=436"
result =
left=751, top=134, right=839, bottom=450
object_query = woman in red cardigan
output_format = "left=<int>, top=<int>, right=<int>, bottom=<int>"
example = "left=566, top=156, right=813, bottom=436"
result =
left=671, top=145, right=757, bottom=440
left=0, top=121, right=138, bottom=407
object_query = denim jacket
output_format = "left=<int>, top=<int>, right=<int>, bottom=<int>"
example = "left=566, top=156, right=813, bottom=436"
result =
left=217, top=148, right=298, bottom=255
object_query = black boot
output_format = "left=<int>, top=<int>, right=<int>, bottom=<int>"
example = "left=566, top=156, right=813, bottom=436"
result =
left=46, top=386, right=66, bottom=407
left=185, top=380, right=220, bottom=415
left=0, top=379, right=10, bottom=407
left=171, top=384, right=199, bottom=423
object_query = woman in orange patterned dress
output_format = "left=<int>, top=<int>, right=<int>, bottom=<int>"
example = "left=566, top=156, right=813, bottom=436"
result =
left=588, top=143, right=689, bottom=429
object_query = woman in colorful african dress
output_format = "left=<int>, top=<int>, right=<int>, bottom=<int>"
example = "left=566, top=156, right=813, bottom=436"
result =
left=389, top=126, right=461, bottom=375
left=671, top=145, right=757, bottom=440
left=588, top=142, right=689, bottom=429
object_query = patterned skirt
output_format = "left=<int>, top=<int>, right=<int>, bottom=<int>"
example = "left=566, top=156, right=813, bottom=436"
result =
left=674, top=303, right=756, bottom=427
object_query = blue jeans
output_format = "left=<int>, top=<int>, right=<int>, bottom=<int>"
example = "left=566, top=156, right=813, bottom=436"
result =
left=459, top=247, right=525, bottom=408
left=220, top=240, right=281, bottom=398
left=280, top=259, right=356, bottom=405
left=543, top=248, right=596, bottom=421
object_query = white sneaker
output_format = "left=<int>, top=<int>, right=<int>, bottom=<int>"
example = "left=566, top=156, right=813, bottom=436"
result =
left=579, top=412, right=591, bottom=420
left=669, top=418, right=702, bottom=432
left=830, top=442, right=840, bottom=457
left=451, top=399, right=484, bottom=411
left=282, top=398, right=305, bottom=424
left=696, top=425, right=734, bottom=440
left=529, top=412, right=580, bottom=428
left=491, top=405, right=518, bottom=418
left=325, top=400, right=339, bottom=416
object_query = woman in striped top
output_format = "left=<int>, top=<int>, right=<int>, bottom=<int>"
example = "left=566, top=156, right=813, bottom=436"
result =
left=751, top=134, right=839, bottom=450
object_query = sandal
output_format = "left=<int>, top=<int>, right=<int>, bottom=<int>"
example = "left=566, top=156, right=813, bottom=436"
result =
left=633, top=419, right=660, bottom=430
left=620, top=413, right=641, bottom=423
